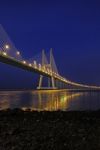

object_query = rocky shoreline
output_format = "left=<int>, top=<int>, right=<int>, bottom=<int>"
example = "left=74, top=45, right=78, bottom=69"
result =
left=0, top=109, right=100, bottom=150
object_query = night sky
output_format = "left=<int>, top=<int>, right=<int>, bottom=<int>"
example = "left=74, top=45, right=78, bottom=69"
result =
left=0, top=0, right=100, bottom=89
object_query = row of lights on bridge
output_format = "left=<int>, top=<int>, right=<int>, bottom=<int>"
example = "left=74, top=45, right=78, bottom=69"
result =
left=1, top=44, right=67, bottom=80
left=2, top=44, right=99, bottom=88
left=1, top=44, right=20, bottom=57
left=3, top=44, right=97, bottom=86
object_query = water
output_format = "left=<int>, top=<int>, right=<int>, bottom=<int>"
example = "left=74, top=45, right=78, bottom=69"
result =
left=0, top=90, right=100, bottom=111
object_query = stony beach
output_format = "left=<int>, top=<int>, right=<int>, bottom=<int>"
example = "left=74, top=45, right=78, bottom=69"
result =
left=0, top=109, right=100, bottom=150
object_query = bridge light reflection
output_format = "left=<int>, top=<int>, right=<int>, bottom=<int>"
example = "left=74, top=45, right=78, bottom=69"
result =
left=20, top=91, right=83, bottom=111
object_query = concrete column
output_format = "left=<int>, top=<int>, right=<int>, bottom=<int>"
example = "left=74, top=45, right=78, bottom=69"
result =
left=38, top=75, right=43, bottom=89
left=51, top=77, right=55, bottom=88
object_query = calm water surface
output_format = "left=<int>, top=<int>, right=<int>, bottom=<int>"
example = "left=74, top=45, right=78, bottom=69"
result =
left=0, top=90, right=100, bottom=111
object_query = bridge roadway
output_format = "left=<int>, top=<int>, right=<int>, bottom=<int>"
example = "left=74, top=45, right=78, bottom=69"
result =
left=0, top=52, right=66, bottom=83
left=0, top=51, right=100, bottom=90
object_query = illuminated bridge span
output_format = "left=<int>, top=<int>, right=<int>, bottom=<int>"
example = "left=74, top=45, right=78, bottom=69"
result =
left=0, top=24, right=100, bottom=90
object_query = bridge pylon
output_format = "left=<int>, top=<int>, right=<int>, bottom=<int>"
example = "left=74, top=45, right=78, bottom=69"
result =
left=37, top=49, right=57, bottom=90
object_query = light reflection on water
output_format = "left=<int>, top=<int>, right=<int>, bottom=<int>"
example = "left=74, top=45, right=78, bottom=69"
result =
left=0, top=90, right=100, bottom=111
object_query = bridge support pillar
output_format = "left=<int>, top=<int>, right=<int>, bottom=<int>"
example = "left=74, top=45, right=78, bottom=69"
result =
left=37, top=75, right=57, bottom=90
left=37, top=49, right=58, bottom=90
left=63, top=82, right=65, bottom=89
left=51, top=77, right=55, bottom=88
left=48, top=77, right=51, bottom=87
left=55, top=79, right=58, bottom=88
left=38, top=75, right=43, bottom=89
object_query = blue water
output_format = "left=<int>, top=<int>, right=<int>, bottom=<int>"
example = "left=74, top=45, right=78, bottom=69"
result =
left=0, top=90, right=100, bottom=111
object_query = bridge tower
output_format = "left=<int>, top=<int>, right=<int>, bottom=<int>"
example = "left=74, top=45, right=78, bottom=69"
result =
left=37, top=48, right=57, bottom=90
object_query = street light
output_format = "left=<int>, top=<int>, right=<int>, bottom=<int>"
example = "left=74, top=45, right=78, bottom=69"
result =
left=5, top=44, right=10, bottom=49
left=23, top=60, right=26, bottom=64
left=3, top=52, right=7, bottom=56
left=29, top=63, right=32, bottom=67
left=16, top=51, right=20, bottom=55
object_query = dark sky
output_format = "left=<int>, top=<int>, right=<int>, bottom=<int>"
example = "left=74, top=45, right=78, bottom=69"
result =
left=0, top=0, right=100, bottom=88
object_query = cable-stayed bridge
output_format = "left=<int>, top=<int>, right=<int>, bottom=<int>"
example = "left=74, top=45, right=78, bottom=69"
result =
left=0, top=25, right=100, bottom=90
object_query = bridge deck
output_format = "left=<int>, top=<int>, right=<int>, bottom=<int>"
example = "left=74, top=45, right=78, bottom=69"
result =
left=0, top=53, right=100, bottom=90
left=0, top=54, right=51, bottom=77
